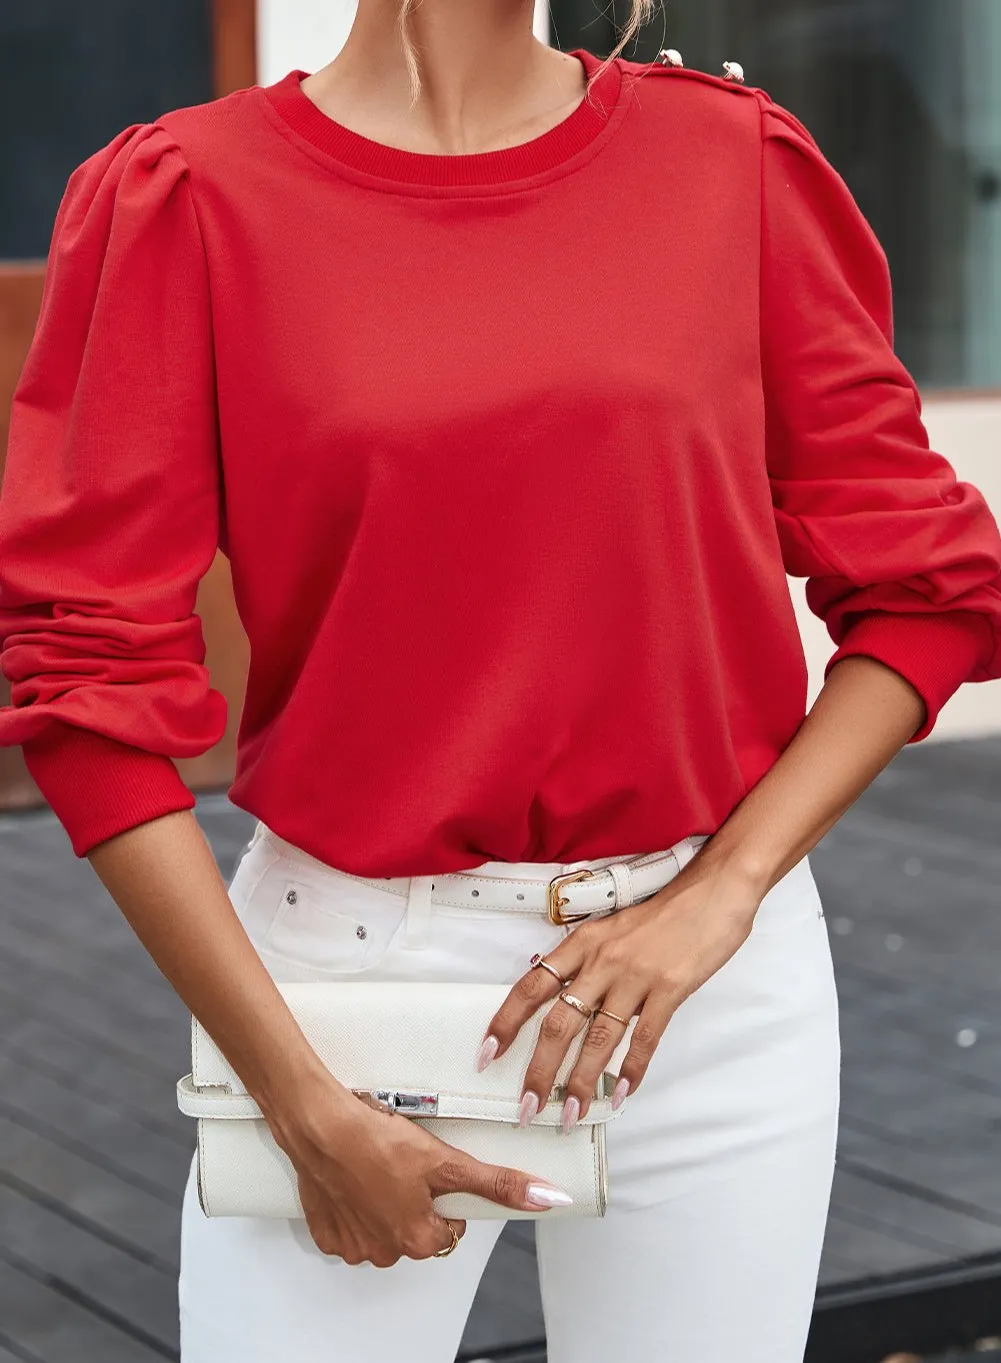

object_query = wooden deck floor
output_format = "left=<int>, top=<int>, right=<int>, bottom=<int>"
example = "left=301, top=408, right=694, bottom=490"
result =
left=0, top=735, right=999, bottom=1361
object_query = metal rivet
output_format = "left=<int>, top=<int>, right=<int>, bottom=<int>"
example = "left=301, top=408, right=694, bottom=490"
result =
left=607, top=890, right=615, bottom=898
left=516, top=892, right=525, bottom=900
left=285, top=889, right=297, bottom=905
left=471, top=888, right=479, bottom=897
left=657, top=48, right=684, bottom=67
left=722, top=61, right=744, bottom=83
left=356, top=924, right=368, bottom=940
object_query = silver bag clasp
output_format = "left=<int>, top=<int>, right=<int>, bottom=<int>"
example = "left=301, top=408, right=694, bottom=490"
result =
left=351, top=1088, right=439, bottom=1117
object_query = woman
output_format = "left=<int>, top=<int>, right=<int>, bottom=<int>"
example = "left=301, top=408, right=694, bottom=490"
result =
left=1, top=1, right=1000, bottom=1359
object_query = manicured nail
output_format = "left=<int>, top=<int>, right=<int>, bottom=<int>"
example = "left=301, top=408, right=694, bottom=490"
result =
left=526, top=1183, right=574, bottom=1209
left=476, top=1034, right=499, bottom=1072
left=611, top=1077, right=630, bottom=1111
left=518, top=1091, right=539, bottom=1127
left=562, top=1095, right=580, bottom=1135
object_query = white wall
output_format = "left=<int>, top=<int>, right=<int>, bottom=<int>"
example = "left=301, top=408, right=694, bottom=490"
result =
left=257, top=0, right=549, bottom=85
left=257, top=4, right=1000, bottom=741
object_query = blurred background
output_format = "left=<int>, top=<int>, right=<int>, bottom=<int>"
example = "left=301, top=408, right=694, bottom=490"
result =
left=0, top=3, right=998, bottom=1361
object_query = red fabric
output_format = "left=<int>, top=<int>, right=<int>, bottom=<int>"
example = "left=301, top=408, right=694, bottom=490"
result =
left=1, top=50, right=999, bottom=870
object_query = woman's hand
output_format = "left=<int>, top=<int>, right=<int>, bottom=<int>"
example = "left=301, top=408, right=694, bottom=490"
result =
left=259, top=1066, right=574, bottom=1266
left=478, top=853, right=766, bottom=1131
left=477, top=652, right=933, bottom=1132
left=85, top=814, right=578, bottom=1269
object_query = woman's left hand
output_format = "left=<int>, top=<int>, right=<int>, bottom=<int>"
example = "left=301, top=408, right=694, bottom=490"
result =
left=477, top=853, right=766, bottom=1131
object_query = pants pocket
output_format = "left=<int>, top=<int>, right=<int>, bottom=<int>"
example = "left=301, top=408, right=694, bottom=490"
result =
left=246, top=866, right=408, bottom=981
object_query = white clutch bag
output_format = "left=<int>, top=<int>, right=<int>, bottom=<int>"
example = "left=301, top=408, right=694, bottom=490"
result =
left=176, top=981, right=635, bottom=1220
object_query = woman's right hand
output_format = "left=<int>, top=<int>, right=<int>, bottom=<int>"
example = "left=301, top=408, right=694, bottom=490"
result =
left=261, top=1065, right=573, bottom=1266
left=81, top=812, right=571, bottom=1264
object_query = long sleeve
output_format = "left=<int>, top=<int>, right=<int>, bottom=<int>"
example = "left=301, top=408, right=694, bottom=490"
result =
left=757, top=95, right=1001, bottom=742
left=0, top=122, right=228, bottom=854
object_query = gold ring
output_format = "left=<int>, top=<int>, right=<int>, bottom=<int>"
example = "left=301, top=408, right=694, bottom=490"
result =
left=433, top=1220, right=460, bottom=1258
left=595, top=1007, right=630, bottom=1026
left=530, top=953, right=570, bottom=987
left=558, top=990, right=594, bottom=1019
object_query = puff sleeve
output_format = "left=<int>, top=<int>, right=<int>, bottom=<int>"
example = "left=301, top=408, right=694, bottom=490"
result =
left=0, top=123, right=228, bottom=854
left=758, top=96, right=1001, bottom=741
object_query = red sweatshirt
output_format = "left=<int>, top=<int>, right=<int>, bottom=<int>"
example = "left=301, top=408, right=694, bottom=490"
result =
left=1, top=48, right=1000, bottom=874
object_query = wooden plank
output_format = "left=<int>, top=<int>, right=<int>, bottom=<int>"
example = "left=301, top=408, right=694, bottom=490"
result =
left=0, top=1054, right=192, bottom=1196
left=460, top=1235, right=545, bottom=1356
left=0, top=990, right=183, bottom=1111
left=0, top=1184, right=177, bottom=1351
left=0, top=1116, right=181, bottom=1270
left=839, top=1054, right=1001, bottom=1129
left=0, top=1339, right=47, bottom=1363
left=835, top=1138, right=1001, bottom=1228
left=0, top=1013, right=191, bottom=1142
left=0, top=1256, right=170, bottom=1363
left=820, top=1209, right=952, bottom=1277
left=0, top=916, right=188, bottom=1034
left=831, top=1168, right=1001, bottom=1259
left=502, top=1220, right=537, bottom=1253
left=0, top=967, right=183, bottom=1084
left=817, top=1247, right=869, bottom=1286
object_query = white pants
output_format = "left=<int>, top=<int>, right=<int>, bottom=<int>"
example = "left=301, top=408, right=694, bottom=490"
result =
left=179, top=824, right=841, bottom=1362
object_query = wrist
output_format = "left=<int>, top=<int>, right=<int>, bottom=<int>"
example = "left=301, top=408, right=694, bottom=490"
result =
left=688, top=830, right=775, bottom=900
left=253, top=1045, right=355, bottom=1135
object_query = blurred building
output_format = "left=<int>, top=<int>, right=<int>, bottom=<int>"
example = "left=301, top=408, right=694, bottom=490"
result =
left=558, top=0, right=1001, bottom=394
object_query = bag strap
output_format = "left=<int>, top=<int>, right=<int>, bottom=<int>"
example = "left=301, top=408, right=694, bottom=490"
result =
left=176, top=1073, right=623, bottom=1127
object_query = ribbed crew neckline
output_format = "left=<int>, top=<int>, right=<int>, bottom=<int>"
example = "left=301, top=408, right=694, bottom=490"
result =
left=261, top=47, right=625, bottom=191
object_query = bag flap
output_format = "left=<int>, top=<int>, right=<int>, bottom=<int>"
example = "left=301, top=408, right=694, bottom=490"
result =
left=189, top=981, right=636, bottom=1109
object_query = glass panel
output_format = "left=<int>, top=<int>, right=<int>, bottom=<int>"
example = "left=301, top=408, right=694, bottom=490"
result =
left=0, top=1, right=213, bottom=260
left=557, top=0, right=1001, bottom=390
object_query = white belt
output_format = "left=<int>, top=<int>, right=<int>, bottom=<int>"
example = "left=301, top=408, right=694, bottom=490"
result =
left=254, top=824, right=712, bottom=927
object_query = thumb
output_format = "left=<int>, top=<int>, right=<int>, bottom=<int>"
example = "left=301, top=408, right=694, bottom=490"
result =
left=435, top=1153, right=574, bottom=1212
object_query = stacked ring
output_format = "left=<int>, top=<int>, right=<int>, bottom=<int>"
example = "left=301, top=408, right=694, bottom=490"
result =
left=530, top=953, right=571, bottom=987
left=557, top=990, right=594, bottom=1019
left=595, top=1007, right=630, bottom=1026
left=433, top=1220, right=460, bottom=1258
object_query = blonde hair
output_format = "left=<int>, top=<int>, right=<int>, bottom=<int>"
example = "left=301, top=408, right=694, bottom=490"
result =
left=395, top=2, right=659, bottom=108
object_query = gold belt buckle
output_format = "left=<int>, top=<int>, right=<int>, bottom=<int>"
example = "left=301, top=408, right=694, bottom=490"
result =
left=547, top=868, right=596, bottom=926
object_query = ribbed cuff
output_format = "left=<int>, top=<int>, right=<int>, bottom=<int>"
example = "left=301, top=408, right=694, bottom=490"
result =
left=21, top=722, right=197, bottom=856
left=823, top=610, right=992, bottom=743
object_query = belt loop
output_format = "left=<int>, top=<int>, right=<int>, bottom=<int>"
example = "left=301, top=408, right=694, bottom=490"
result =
left=606, top=861, right=634, bottom=908
left=672, top=834, right=705, bottom=873
left=402, top=874, right=435, bottom=950
left=249, top=820, right=267, bottom=851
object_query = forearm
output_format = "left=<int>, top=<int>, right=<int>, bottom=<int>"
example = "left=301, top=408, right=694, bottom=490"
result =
left=698, top=654, right=927, bottom=896
left=86, top=809, right=345, bottom=1122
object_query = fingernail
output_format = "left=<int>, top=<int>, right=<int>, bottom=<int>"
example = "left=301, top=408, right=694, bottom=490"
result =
left=526, top=1183, right=574, bottom=1209
left=611, top=1077, right=630, bottom=1111
left=561, top=1095, right=580, bottom=1135
left=518, top=1091, right=539, bottom=1127
left=476, top=1034, right=499, bottom=1072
